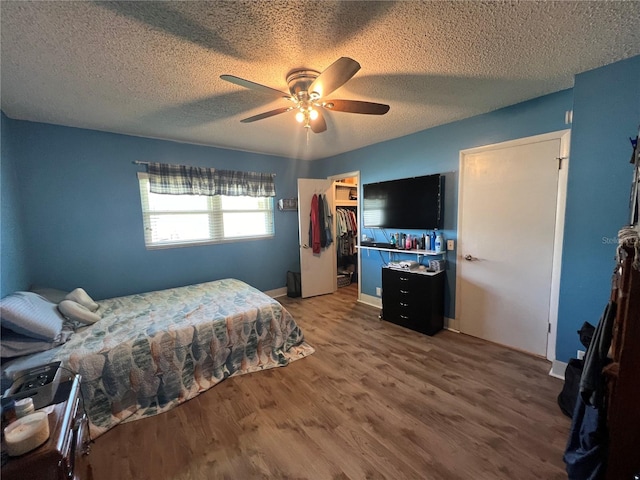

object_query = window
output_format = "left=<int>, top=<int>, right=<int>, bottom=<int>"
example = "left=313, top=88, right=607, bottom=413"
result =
left=138, top=173, right=274, bottom=248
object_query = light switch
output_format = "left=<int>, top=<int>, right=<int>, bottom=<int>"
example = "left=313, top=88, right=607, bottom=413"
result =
left=447, top=239, right=455, bottom=251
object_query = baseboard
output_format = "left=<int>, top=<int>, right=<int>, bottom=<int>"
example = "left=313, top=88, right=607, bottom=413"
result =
left=444, top=317, right=459, bottom=332
left=265, top=287, right=287, bottom=298
left=549, top=359, right=567, bottom=380
left=358, top=293, right=382, bottom=309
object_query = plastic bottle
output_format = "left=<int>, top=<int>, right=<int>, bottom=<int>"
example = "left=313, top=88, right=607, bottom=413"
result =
left=435, top=230, right=444, bottom=252
left=14, top=398, right=34, bottom=418
left=430, top=230, right=437, bottom=251
left=405, top=234, right=412, bottom=250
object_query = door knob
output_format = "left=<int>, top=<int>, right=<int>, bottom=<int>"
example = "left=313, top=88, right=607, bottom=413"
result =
left=464, top=254, right=478, bottom=261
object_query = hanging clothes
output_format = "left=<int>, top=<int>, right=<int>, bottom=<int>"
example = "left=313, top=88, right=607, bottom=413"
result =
left=336, top=207, right=357, bottom=258
left=323, top=194, right=333, bottom=246
left=563, top=301, right=616, bottom=479
left=318, top=194, right=327, bottom=248
left=309, top=194, right=321, bottom=254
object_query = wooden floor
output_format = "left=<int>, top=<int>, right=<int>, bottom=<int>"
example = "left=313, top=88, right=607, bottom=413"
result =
left=88, top=284, right=570, bottom=480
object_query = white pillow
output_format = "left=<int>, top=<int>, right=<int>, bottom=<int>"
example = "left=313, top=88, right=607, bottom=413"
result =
left=58, top=300, right=101, bottom=325
left=0, top=292, right=64, bottom=341
left=65, top=288, right=99, bottom=312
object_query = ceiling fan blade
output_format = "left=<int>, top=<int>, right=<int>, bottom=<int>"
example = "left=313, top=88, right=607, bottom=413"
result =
left=310, top=110, right=327, bottom=133
left=323, top=99, right=390, bottom=115
left=240, top=107, right=293, bottom=123
left=220, top=75, right=291, bottom=99
left=308, top=57, right=361, bottom=99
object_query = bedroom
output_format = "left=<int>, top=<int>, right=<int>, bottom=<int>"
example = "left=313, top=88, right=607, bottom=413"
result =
left=1, top=1, right=640, bottom=479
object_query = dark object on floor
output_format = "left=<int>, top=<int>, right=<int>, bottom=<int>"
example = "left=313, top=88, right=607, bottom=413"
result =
left=558, top=358, right=585, bottom=417
left=557, top=321, right=596, bottom=417
left=286, top=271, right=301, bottom=298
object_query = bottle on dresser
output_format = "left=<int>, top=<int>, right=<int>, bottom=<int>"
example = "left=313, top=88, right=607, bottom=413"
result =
left=434, top=230, right=444, bottom=252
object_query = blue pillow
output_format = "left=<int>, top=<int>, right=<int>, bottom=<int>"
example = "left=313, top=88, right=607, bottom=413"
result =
left=0, top=292, right=64, bottom=341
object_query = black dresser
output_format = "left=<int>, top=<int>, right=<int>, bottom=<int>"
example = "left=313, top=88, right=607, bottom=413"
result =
left=381, top=267, right=444, bottom=335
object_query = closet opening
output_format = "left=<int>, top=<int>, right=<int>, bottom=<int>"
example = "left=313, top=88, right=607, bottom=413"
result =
left=333, top=174, right=359, bottom=300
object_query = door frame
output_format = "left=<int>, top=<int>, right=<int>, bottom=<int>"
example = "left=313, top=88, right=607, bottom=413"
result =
left=328, top=170, right=361, bottom=301
left=456, top=130, right=570, bottom=361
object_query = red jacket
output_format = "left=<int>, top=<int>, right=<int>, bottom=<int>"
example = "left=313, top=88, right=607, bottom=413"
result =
left=310, top=194, right=321, bottom=254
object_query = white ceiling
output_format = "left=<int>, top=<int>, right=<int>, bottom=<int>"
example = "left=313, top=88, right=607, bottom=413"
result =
left=2, top=1, right=639, bottom=161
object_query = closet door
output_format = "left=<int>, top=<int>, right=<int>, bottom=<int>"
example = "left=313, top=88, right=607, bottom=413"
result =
left=297, top=179, right=337, bottom=298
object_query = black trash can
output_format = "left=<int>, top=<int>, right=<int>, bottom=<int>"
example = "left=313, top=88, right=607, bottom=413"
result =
left=286, top=271, right=301, bottom=298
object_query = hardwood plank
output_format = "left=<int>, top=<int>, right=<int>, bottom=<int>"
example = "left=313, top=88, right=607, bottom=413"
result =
left=87, top=284, right=570, bottom=479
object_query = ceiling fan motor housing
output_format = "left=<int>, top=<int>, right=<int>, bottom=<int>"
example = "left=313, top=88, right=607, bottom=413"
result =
left=286, top=69, right=320, bottom=99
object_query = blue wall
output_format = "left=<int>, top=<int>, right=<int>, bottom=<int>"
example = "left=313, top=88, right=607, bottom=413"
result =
left=2, top=56, right=638, bottom=363
left=312, top=89, right=574, bottom=319
left=5, top=120, right=310, bottom=299
left=1, top=113, right=30, bottom=296
left=556, top=55, right=640, bottom=362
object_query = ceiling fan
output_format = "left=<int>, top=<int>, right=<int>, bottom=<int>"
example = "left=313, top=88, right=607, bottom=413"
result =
left=220, top=57, right=390, bottom=133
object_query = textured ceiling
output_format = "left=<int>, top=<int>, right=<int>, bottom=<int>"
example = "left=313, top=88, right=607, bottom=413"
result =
left=2, top=1, right=639, bottom=161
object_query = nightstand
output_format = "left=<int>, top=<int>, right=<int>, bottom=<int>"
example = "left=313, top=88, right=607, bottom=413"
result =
left=1, top=374, right=92, bottom=480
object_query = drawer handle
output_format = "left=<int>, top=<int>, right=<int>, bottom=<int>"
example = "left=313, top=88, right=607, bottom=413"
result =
left=400, top=277, right=409, bottom=281
left=400, top=290, right=409, bottom=294
left=400, top=315, right=410, bottom=319
left=400, top=302, right=409, bottom=307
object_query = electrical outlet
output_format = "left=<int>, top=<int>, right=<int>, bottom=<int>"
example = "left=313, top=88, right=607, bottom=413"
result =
left=447, top=239, right=455, bottom=251
left=577, top=350, right=585, bottom=360
left=376, top=287, right=382, bottom=297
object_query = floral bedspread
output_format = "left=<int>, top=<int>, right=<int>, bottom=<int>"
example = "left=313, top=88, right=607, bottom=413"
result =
left=4, top=279, right=314, bottom=438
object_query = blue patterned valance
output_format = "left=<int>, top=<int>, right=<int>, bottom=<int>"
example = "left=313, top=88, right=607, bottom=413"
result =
left=147, top=162, right=276, bottom=197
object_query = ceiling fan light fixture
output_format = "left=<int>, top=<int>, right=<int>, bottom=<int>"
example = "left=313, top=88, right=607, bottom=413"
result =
left=222, top=57, right=389, bottom=135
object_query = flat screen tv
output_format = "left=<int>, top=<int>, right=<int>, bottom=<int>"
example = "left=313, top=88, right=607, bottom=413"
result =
left=363, top=174, right=443, bottom=229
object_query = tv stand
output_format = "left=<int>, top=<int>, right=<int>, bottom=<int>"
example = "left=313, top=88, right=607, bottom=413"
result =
left=381, top=267, right=444, bottom=335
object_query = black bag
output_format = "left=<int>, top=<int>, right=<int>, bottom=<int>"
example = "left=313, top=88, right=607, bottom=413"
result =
left=558, top=358, right=584, bottom=417
left=577, top=321, right=595, bottom=349
left=286, top=271, right=301, bottom=298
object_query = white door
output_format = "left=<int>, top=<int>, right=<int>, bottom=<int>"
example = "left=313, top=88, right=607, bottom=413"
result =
left=457, top=134, right=567, bottom=356
left=297, top=179, right=337, bottom=298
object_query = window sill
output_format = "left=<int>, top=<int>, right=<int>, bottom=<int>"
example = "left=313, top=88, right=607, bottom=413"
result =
left=145, top=234, right=275, bottom=250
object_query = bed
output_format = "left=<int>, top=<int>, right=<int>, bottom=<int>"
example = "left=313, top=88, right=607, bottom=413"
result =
left=1, top=278, right=314, bottom=438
